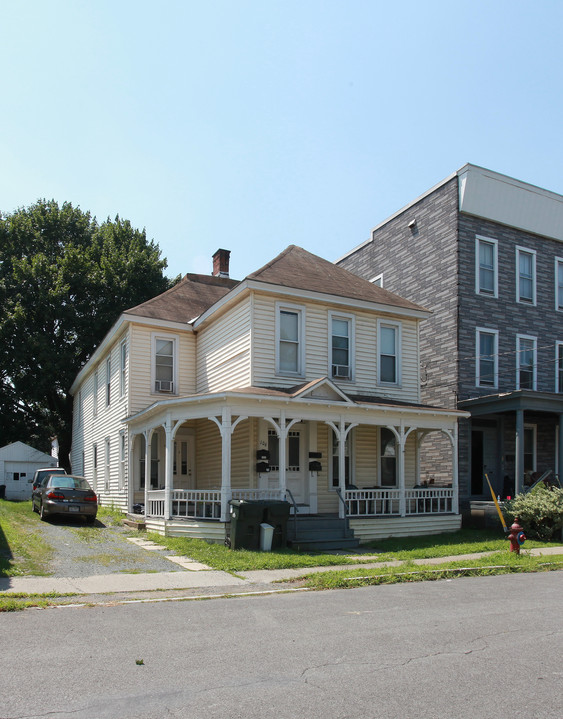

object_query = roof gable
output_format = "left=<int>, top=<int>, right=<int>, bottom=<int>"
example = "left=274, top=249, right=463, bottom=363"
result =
left=246, top=245, right=427, bottom=313
left=289, top=377, right=353, bottom=403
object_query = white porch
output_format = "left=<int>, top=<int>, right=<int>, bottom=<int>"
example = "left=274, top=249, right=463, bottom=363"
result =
left=125, top=383, right=467, bottom=542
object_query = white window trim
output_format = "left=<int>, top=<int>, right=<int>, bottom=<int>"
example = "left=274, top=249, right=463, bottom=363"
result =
left=151, top=333, right=179, bottom=395
left=556, top=341, right=563, bottom=393
left=104, top=437, right=111, bottom=492
left=377, top=319, right=402, bottom=387
left=370, top=273, right=384, bottom=288
left=516, top=333, right=537, bottom=391
left=378, top=427, right=398, bottom=487
left=119, top=430, right=126, bottom=490
left=475, top=235, right=498, bottom=298
left=105, top=356, right=111, bottom=407
left=119, top=340, right=128, bottom=398
left=328, top=311, right=355, bottom=382
left=275, top=302, right=305, bottom=377
left=515, top=246, right=536, bottom=305
left=555, top=257, right=563, bottom=312
left=476, top=327, right=499, bottom=389
left=93, top=370, right=98, bottom=418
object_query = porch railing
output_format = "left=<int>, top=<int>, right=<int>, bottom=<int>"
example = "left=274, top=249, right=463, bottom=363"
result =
left=345, top=489, right=401, bottom=517
left=147, top=488, right=284, bottom=520
left=405, top=488, right=453, bottom=514
left=345, top=487, right=454, bottom=517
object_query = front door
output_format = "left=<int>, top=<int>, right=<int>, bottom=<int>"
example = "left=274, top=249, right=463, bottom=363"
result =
left=267, top=427, right=307, bottom=505
left=174, top=435, right=196, bottom=489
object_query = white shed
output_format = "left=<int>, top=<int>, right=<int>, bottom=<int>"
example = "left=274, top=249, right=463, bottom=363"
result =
left=0, top=442, right=58, bottom=500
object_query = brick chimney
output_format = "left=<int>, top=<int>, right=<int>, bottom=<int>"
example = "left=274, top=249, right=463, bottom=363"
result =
left=212, top=248, right=230, bottom=278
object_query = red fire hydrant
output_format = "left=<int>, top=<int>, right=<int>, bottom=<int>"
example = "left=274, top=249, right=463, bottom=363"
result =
left=508, top=518, right=526, bottom=554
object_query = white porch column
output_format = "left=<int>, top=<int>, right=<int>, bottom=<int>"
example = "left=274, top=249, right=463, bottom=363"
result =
left=278, top=410, right=287, bottom=497
left=144, top=429, right=151, bottom=516
left=515, top=409, right=525, bottom=495
left=164, top=415, right=174, bottom=520
left=398, top=424, right=407, bottom=517
left=452, top=423, right=459, bottom=514
left=327, top=419, right=357, bottom=519
left=127, top=433, right=134, bottom=513
left=209, top=410, right=248, bottom=522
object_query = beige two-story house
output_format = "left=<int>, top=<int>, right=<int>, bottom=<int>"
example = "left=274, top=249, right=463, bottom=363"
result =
left=70, top=246, right=467, bottom=544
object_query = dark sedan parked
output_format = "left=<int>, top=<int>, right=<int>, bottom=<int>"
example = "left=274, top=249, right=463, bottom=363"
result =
left=32, top=474, right=98, bottom=524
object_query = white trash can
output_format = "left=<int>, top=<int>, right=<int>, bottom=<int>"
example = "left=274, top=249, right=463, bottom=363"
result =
left=260, top=522, right=274, bottom=552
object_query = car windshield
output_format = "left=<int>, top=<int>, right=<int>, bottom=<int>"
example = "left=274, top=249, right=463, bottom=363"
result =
left=50, top=477, right=92, bottom=490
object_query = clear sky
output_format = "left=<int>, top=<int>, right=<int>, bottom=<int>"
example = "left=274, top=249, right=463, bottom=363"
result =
left=2, top=0, right=562, bottom=281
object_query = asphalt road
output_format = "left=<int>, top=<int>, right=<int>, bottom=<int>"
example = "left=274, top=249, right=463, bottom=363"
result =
left=0, top=571, right=561, bottom=719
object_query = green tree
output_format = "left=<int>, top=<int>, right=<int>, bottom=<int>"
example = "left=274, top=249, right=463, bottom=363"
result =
left=0, top=199, right=176, bottom=466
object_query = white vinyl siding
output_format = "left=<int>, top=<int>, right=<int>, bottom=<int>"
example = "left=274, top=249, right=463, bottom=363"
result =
left=252, top=294, right=420, bottom=402
left=196, top=298, right=251, bottom=393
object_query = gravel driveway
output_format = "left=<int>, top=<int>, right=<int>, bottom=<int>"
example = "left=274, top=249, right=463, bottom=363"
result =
left=32, top=516, right=184, bottom=577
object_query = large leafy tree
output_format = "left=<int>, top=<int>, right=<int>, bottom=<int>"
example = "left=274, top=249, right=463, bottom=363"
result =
left=0, top=199, right=176, bottom=466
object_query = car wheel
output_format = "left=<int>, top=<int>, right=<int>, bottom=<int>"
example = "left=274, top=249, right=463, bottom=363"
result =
left=39, top=502, right=48, bottom=521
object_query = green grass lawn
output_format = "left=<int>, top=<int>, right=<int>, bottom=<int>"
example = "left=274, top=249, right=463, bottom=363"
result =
left=148, top=528, right=558, bottom=573
left=0, top=500, right=53, bottom=576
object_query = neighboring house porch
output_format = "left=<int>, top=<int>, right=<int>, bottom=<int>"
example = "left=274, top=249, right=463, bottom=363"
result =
left=121, top=379, right=467, bottom=543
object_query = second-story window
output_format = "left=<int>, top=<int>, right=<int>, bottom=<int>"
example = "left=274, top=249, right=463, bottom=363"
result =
left=476, top=236, right=498, bottom=298
left=378, top=321, right=400, bottom=385
left=330, top=314, right=353, bottom=380
left=277, top=304, right=304, bottom=376
left=154, top=338, right=175, bottom=393
left=476, top=328, right=498, bottom=388
left=516, top=247, right=536, bottom=305
left=556, top=257, right=563, bottom=312
left=517, top=335, right=537, bottom=390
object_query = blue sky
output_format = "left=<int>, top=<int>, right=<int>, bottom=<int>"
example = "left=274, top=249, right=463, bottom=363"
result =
left=2, top=1, right=562, bottom=281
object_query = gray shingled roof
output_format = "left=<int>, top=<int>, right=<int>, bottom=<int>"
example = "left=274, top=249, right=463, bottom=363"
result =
left=124, top=245, right=428, bottom=324
left=247, top=245, right=428, bottom=312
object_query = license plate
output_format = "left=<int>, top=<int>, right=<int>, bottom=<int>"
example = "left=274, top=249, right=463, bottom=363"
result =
left=68, top=505, right=80, bottom=512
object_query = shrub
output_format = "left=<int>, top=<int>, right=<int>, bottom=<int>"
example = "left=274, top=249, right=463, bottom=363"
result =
left=504, top=485, right=563, bottom=541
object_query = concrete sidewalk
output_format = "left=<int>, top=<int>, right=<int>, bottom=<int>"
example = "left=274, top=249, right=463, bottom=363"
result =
left=1, top=546, right=561, bottom=598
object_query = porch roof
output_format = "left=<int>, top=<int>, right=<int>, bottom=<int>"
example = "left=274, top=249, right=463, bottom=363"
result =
left=123, top=380, right=468, bottom=427
left=459, top=390, right=563, bottom=416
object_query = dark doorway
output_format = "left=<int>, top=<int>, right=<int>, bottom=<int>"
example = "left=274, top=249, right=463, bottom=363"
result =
left=471, top=431, right=484, bottom=495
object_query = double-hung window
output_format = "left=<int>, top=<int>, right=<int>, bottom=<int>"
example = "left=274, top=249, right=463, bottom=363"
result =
left=475, top=236, right=498, bottom=297
left=556, top=257, right=563, bottom=312
left=105, top=357, right=111, bottom=406
left=556, top=342, right=563, bottom=393
left=379, top=428, right=397, bottom=487
left=330, top=313, right=353, bottom=380
left=120, top=340, right=128, bottom=397
left=516, top=247, right=536, bottom=305
left=476, top=328, right=498, bottom=388
left=152, top=334, right=177, bottom=393
left=377, top=320, right=400, bottom=385
left=277, top=304, right=304, bottom=376
left=516, top=335, right=537, bottom=390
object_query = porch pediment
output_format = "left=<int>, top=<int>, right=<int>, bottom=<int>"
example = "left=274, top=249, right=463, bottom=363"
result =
left=289, top=377, right=354, bottom=404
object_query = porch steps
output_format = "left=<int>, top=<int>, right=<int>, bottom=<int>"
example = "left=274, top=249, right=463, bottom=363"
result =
left=287, top=515, right=360, bottom=552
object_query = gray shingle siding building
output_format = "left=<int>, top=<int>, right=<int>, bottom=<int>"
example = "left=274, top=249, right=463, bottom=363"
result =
left=338, top=164, right=563, bottom=508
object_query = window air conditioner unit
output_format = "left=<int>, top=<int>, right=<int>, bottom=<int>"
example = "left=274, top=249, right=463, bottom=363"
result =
left=332, top=365, right=350, bottom=379
left=155, top=380, right=173, bottom=392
